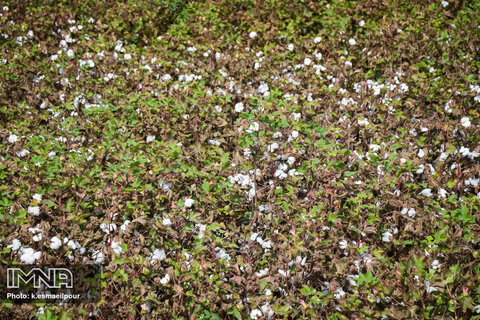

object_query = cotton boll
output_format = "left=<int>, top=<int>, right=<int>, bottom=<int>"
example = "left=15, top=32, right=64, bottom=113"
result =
left=111, top=241, right=123, bottom=255
left=120, top=220, right=130, bottom=231
left=162, top=218, right=172, bottom=226
left=50, top=237, right=62, bottom=250
left=259, top=204, right=270, bottom=213
left=461, top=117, right=471, bottom=128
left=234, top=102, right=244, bottom=112
left=459, top=146, right=470, bottom=157
left=257, top=82, right=270, bottom=96
left=438, top=188, right=448, bottom=198
left=369, top=144, right=381, bottom=152
left=20, top=248, right=41, bottom=264
left=287, top=44, right=294, bottom=51
left=358, top=118, right=369, bottom=126
left=382, top=231, right=392, bottom=242
left=260, top=303, right=274, bottom=320
left=291, top=112, right=301, bottom=121
left=408, top=208, right=416, bottom=218
left=278, top=269, right=289, bottom=277
left=359, top=20, right=365, bottom=27
left=416, top=164, right=425, bottom=174
left=256, top=267, right=269, bottom=277
left=8, top=133, right=18, bottom=143
left=249, top=31, right=258, bottom=39
left=151, top=249, right=166, bottom=262
left=334, top=287, right=346, bottom=299
left=146, top=135, right=155, bottom=143
left=267, top=142, right=279, bottom=152
left=257, top=237, right=273, bottom=249
left=425, top=280, right=438, bottom=293
left=304, top=57, right=312, bottom=66
left=246, top=122, right=259, bottom=133
left=7, top=239, right=22, bottom=251
left=92, top=250, right=105, bottom=264
left=28, top=206, right=40, bottom=216
left=348, top=38, right=356, bottom=46
left=250, top=309, right=262, bottom=320
left=160, top=274, right=170, bottom=285
left=439, top=152, right=448, bottom=162
left=272, top=131, right=282, bottom=139
left=197, top=224, right=206, bottom=239
left=17, top=149, right=30, bottom=157
left=215, top=248, right=231, bottom=262
left=419, top=188, right=433, bottom=197
left=274, top=169, right=287, bottom=180
left=100, top=223, right=117, bottom=234
left=67, top=240, right=81, bottom=250
left=184, top=198, right=194, bottom=208
left=161, top=74, right=171, bottom=81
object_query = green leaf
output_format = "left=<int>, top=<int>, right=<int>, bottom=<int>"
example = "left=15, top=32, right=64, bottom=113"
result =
left=389, top=143, right=402, bottom=150
left=202, top=181, right=210, bottom=194
left=231, top=307, right=242, bottom=320
left=300, top=285, right=316, bottom=295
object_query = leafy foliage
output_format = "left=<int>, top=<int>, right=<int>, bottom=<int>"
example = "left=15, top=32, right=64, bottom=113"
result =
left=0, top=0, right=480, bottom=319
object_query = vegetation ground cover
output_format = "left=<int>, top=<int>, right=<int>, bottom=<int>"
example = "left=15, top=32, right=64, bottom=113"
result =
left=1, top=0, right=480, bottom=318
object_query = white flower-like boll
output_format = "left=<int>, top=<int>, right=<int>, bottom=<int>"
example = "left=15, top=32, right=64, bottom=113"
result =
left=184, top=198, right=194, bottom=208
left=50, top=237, right=62, bottom=250
left=8, top=133, right=18, bottom=143
left=461, top=117, right=471, bottom=128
